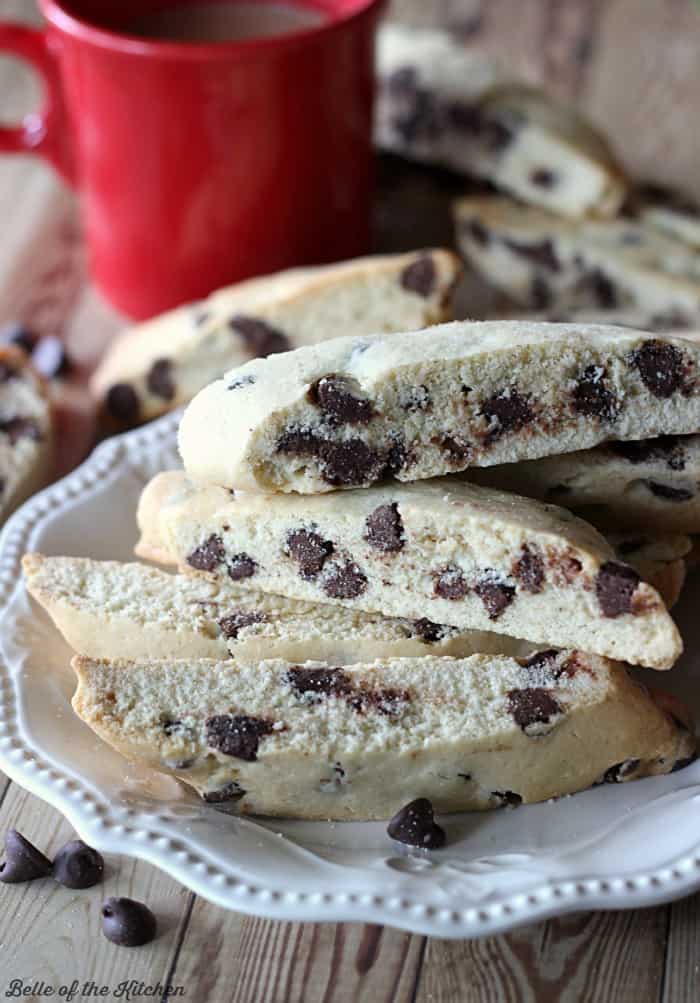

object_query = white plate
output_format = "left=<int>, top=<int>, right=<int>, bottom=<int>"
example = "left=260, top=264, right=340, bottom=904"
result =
left=1, top=413, right=700, bottom=938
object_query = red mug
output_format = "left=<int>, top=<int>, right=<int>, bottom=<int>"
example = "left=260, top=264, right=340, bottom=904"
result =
left=0, top=0, right=383, bottom=319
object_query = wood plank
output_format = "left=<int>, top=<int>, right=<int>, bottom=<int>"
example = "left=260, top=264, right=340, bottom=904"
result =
left=0, top=782, right=193, bottom=994
left=662, top=892, right=700, bottom=1003
left=414, top=907, right=668, bottom=1003
left=171, top=907, right=425, bottom=1003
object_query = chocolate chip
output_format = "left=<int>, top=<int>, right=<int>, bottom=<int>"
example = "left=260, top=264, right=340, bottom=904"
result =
left=384, top=436, right=411, bottom=477
left=322, top=560, right=368, bottom=599
left=504, top=238, right=559, bottom=271
left=285, top=528, right=334, bottom=579
left=601, top=759, right=641, bottom=784
left=32, top=336, right=72, bottom=378
left=227, top=374, right=256, bottom=391
left=0, top=830, right=52, bottom=884
left=365, top=503, right=405, bottom=553
left=435, top=435, right=472, bottom=466
left=433, top=565, right=468, bottom=600
left=286, top=666, right=352, bottom=699
left=572, top=364, right=619, bottom=421
left=465, top=219, right=490, bottom=246
left=218, top=610, right=266, bottom=639
left=146, top=358, right=175, bottom=400
left=349, top=687, right=411, bottom=717
left=0, top=322, right=37, bottom=354
left=106, top=383, right=141, bottom=424
left=205, top=714, right=274, bottom=761
left=596, top=561, right=641, bottom=617
left=320, top=439, right=383, bottom=487
left=646, top=481, right=694, bottom=501
left=0, top=417, right=41, bottom=444
left=630, top=340, right=687, bottom=398
left=400, top=255, right=436, bottom=297
left=610, top=436, right=685, bottom=470
left=309, top=374, right=374, bottom=425
left=400, top=385, right=432, bottom=412
left=530, top=167, right=557, bottom=188
left=507, top=688, right=563, bottom=735
left=52, top=839, right=104, bottom=889
left=492, top=790, right=522, bottom=807
left=474, top=577, right=516, bottom=620
left=576, top=269, right=618, bottom=308
left=387, top=798, right=445, bottom=849
left=480, top=387, right=534, bottom=442
left=392, top=88, right=442, bottom=143
left=531, top=275, right=552, bottom=309
left=187, top=534, right=226, bottom=572
left=276, top=426, right=321, bottom=457
left=230, top=315, right=290, bottom=356
left=203, top=781, right=245, bottom=803
left=227, top=553, right=257, bottom=581
left=518, top=649, right=560, bottom=672
left=101, top=897, right=157, bottom=947
left=512, top=545, right=544, bottom=593
left=161, top=718, right=183, bottom=736
left=410, top=618, right=454, bottom=644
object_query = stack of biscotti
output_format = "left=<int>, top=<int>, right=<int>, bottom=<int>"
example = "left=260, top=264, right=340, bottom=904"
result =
left=28, top=319, right=700, bottom=823
left=90, top=249, right=462, bottom=429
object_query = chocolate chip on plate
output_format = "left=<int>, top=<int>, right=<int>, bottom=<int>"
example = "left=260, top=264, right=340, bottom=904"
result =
left=146, top=357, right=175, bottom=400
left=230, top=315, right=290, bottom=356
left=106, top=382, right=141, bottom=425
left=387, top=798, right=446, bottom=850
left=206, top=714, right=274, bottom=761
left=400, top=254, right=436, bottom=297
left=0, top=829, right=52, bottom=883
left=186, top=534, right=226, bottom=572
left=52, top=839, right=104, bottom=889
left=630, top=340, right=686, bottom=398
left=32, top=336, right=72, bottom=379
left=572, top=365, right=619, bottom=421
left=309, top=374, right=374, bottom=425
left=596, top=561, right=641, bottom=617
left=101, top=897, right=157, bottom=947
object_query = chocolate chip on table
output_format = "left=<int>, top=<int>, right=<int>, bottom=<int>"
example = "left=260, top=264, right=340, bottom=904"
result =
left=227, top=553, right=257, bottom=581
left=646, top=481, right=694, bottom=502
left=0, top=829, right=52, bottom=884
left=287, top=666, right=352, bottom=699
left=480, top=387, right=533, bottom=442
left=230, top=315, right=290, bottom=356
left=400, top=254, right=436, bottom=297
left=106, top=382, right=141, bottom=425
left=202, top=781, right=245, bottom=803
left=572, top=364, right=619, bottom=422
left=309, top=374, right=374, bottom=425
left=474, top=578, right=516, bottom=620
left=322, top=559, right=368, bottom=599
left=507, top=688, right=563, bottom=735
left=503, top=237, right=560, bottom=271
left=365, top=503, right=405, bottom=553
left=596, top=561, right=641, bottom=617
left=387, top=798, right=445, bottom=850
left=218, top=610, right=266, bottom=639
left=146, top=357, right=175, bottom=400
left=101, top=897, right=157, bottom=948
left=433, top=564, right=468, bottom=600
left=530, top=167, right=557, bottom=188
left=0, top=417, right=41, bottom=444
left=206, top=714, right=274, bottom=761
left=512, top=544, right=545, bottom=593
left=0, top=322, right=38, bottom=354
left=32, top=336, right=72, bottom=379
left=187, top=534, right=226, bottom=572
left=52, top=839, right=104, bottom=889
left=630, top=340, right=687, bottom=398
left=285, top=528, right=334, bottom=579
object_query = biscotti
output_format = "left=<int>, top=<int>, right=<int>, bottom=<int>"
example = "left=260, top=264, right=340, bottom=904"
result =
left=0, top=345, right=52, bottom=523
left=71, top=652, right=695, bottom=820
left=91, top=249, right=461, bottom=428
left=178, top=321, right=700, bottom=494
left=469, top=434, right=700, bottom=534
left=454, top=197, right=700, bottom=324
left=376, top=24, right=626, bottom=218
left=136, top=471, right=682, bottom=669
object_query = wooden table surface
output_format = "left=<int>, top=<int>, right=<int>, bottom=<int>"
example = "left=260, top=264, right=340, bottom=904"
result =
left=2, top=2, right=700, bottom=1000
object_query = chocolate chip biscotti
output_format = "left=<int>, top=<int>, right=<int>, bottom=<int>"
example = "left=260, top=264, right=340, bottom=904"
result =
left=376, top=24, right=626, bottom=218
left=71, top=652, right=695, bottom=820
left=470, top=434, right=700, bottom=535
left=91, top=249, right=461, bottom=428
left=179, top=321, right=700, bottom=495
left=136, top=471, right=682, bottom=669
left=454, top=197, right=700, bottom=323
left=0, top=345, right=52, bottom=524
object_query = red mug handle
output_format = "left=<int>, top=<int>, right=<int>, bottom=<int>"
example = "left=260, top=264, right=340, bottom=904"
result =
left=0, top=23, right=75, bottom=185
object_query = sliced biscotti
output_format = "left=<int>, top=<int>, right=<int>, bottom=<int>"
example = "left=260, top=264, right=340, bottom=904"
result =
left=179, top=320, right=700, bottom=494
left=23, top=553, right=531, bottom=663
left=71, top=652, right=695, bottom=820
left=454, top=197, right=700, bottom=323
left=90, top=249, right=461, bottom=428
left=376, top=24, right=626, bottom=218
left=136, top=471, right=682, bottom=669
left=470, top=434, right=700, bottom=535
left=0, top=345, right=52, bottom=523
